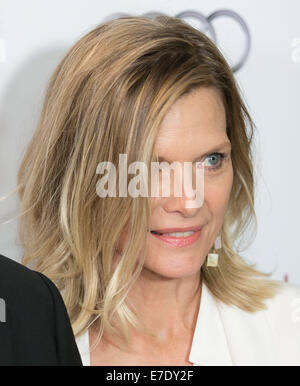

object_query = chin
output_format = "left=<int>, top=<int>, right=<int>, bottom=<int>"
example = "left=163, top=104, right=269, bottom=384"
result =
left=142, top=253, right=204, bottom=279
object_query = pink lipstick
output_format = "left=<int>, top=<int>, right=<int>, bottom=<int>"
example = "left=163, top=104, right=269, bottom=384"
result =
left=149, top=226, right=203, bottom=247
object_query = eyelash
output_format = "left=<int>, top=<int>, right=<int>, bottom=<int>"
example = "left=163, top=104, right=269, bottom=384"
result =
left=153, top=152, right=229, bottom=172
left=198, top=152, right=227, bottom=172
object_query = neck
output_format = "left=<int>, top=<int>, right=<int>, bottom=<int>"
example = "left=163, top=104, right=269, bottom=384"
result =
left=124, top=269, right=202, bottom=343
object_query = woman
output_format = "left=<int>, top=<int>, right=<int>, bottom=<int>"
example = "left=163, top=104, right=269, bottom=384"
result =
left=16, top=15, right=300, bottom=365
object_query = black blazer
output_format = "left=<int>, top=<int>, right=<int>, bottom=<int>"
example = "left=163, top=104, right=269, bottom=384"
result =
left=0, top=254, right=82, bottom=366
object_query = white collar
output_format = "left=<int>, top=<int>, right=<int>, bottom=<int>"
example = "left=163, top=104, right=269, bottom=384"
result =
left=76, top=281, right=300, bottom=365
left=76, top=280, right=233, bottom=366
left=188, top=281, right=233, bottom=365
left=75, top=327, right=90, bottom=366
left=192, top=281, right=300, bottom=365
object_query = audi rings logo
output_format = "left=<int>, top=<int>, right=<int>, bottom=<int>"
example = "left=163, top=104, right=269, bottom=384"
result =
left=104, top=9, right=251, bottom=73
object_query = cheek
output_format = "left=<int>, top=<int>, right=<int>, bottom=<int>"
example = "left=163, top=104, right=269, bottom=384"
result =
left=206, top=168, right=233, bottom=215
left=150, top=196, right=164, bottom=213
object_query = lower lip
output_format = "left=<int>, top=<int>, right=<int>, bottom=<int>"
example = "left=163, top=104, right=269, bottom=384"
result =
left=150, top=230, right=202, bottom=247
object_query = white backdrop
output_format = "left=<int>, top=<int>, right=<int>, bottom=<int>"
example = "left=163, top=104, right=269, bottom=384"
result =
left=0, top=0, right=299, bottom=283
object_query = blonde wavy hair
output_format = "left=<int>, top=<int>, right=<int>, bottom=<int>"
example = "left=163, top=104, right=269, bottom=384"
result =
left=7, top=15, right=281, bottom=344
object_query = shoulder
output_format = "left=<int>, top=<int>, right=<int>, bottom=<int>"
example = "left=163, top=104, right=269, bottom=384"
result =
left=0, top=253, right=35, bottom=278
left=263, top=281, right=300, bottom=333
left=234, top=281, right=300, bottom=333
left=213, top=282, right=300, bottom=365
left=214, top=281, right=300, bottom=364
left=220, top=281, right=300, bottom=322
left=0, top=254, right=82, bottom=365
left=0, top=254, right=57, bottom=311
left=266, top=280, right=300, bottom=301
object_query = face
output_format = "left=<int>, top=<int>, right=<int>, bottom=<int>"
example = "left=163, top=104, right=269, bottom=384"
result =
left=144, top=86, right=233, bottom=278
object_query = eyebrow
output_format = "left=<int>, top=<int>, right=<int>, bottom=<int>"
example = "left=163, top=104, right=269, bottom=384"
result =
left=156, top=141, right=232, bottom=163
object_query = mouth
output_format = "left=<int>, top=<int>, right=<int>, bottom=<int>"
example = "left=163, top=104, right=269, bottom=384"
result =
left=149, top=226, right=203, bottom=247
left=151, top=230, right=197, bottom=237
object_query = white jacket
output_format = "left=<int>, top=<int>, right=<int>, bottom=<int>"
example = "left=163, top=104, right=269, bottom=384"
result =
left=76, top=280, right=300, bottom=366
left=189, top=280, right=300, bottom=365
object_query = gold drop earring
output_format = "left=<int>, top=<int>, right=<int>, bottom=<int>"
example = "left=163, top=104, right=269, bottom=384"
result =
left=206, top=234, right=222, bottom=267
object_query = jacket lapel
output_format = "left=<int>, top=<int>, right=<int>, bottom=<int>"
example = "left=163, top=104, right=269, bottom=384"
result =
left=189, top=281, right=279, bottom=365
left=189, top=281, right=233, bottom=365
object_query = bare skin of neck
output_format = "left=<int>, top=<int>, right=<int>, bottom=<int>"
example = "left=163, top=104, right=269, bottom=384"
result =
left=89, top=271, right=202, bottom=366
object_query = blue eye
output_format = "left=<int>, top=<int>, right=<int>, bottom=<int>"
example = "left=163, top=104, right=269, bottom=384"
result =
left=200, top=153, right=227, bottom=172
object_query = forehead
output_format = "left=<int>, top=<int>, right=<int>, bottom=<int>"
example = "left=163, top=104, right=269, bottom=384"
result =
left=154, top=87, right=227, bottom=160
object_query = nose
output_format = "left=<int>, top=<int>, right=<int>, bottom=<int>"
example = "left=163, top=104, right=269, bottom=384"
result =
left=161, top=163, right=204, bottom=217
left=162, top=193, right=203, bottom=218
